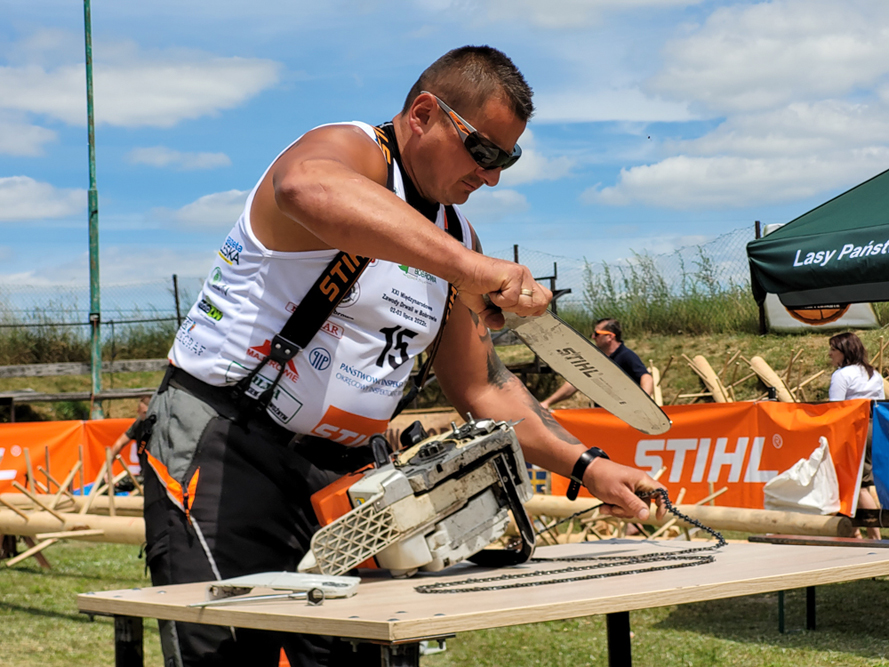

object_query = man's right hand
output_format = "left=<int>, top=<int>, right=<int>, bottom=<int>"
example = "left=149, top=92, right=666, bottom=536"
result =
left=452, top=255, right=552, bottom=329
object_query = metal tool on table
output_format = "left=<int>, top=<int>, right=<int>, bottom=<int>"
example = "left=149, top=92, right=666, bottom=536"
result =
left=188, top=572, right=360, bottom=608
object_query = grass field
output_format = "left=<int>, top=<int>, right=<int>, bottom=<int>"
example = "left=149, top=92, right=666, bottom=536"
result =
left=2, top=541, right=889, bottom=666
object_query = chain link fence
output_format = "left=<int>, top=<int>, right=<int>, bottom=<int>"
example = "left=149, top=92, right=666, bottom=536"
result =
left=490, top=226, right=759, bottom=334
left=0, top=226, right=761, bottom=364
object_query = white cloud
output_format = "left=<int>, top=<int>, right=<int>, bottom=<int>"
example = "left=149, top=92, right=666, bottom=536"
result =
left=154, top=190, right=248, bottom=228
left=583, top=151, right=889, bottom=210
left=127, top=146, right=232, bottom=170
left=647, top=0, right=889, bottom=114
left=499, top=129, right=575, bottom=186
left=0, top=35, right=282, bottom=128
left=0, top=176, right=84, bottom=221
left=2, top=246, right=217, bottom=285
left=678, top=100, right=889, bottom=158
left=425, top=0, right=704, bottom=29
left=0, top=114, right=57, bottom=156
left=534, top=88, right=697, bottom=124
left=460, top=189, right=529, bottom=223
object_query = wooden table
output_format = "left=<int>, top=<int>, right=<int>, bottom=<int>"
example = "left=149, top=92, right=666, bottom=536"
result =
left=77, top=539, right=889, bottom=666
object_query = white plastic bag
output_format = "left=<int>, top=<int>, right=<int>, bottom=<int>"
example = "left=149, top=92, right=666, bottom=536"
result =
left=763, top=437, right=841, bottom=515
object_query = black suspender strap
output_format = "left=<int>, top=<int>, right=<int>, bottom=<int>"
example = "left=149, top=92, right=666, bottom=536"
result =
left=235, top=251, right=369, bottom=421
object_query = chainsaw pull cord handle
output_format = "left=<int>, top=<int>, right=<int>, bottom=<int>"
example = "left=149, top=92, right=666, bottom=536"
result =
left=468, top=453, right=535, bottom=568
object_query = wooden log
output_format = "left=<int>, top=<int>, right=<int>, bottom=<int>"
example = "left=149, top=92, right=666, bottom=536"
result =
left=523, top=496, right=856, bottom=537
left=747, top=356, right=795, bottom=402
left=1, top=494, right=143, bottom=516
left=683, top=354, right=730, bottom=402
left=35, top=529, right=105, bottom=540
left=0, top=510, right=145, bottom=545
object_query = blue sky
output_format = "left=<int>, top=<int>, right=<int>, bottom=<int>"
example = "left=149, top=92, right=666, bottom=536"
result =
left=3, top=0, right=889, bottom=286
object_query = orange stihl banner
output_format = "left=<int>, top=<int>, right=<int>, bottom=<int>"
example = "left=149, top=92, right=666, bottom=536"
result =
left=0, top=419, right=138, bottom=494
left=551, top=400, right=871, bottom=516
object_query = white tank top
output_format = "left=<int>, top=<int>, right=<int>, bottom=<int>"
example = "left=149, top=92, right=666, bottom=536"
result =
left=169, top=121, right=472, bottom=442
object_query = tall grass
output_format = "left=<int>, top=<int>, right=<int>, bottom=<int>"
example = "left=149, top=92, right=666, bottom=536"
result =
left=580, top=247, right=760, bottom=335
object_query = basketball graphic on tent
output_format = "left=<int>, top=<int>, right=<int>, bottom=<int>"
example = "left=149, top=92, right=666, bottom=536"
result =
left=785, top=305, right=850, bottom=326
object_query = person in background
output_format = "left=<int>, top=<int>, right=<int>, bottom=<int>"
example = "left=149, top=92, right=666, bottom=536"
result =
left=540, top=318, right=653, bottom=410
left=828, top=332, right=884, bottom=539
left=109, top=395, right=150, bottom=463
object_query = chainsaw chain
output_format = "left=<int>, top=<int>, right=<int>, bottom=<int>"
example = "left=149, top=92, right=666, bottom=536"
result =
left=415, top=488, right=726, bottom=594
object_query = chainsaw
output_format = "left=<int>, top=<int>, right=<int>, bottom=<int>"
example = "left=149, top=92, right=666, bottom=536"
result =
left=298, top=416, right=536, bottom=578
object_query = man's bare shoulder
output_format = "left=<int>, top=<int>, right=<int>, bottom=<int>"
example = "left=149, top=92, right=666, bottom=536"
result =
left=278, top=123, right=388, bottom=184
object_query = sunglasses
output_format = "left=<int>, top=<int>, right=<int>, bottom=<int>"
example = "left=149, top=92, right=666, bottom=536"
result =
left=595, top=330, right=614, bottom=336
left=423, top=91, right=522, bottom=171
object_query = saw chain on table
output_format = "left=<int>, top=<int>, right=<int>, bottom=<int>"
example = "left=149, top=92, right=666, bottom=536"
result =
left=415, top=489, right=726, bottom=594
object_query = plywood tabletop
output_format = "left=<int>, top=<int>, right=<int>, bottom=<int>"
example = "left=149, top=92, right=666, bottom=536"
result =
left=77, top=539, right=889, bottom=643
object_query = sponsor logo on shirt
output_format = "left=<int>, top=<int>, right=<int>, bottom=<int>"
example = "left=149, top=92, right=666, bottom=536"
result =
left=320, top=321, right=344, bottom=339
left=175, top=317, right=206, bottom=356
left=246, top=339, right=299, bottom=382
left=398, top=265, right=438, bottom=284
left=197, top=297, right=223, bottom=322
left=310, top=406, right=389, bottom=446
left=226, top=360, right=303, bottom=424
left=338, top=284, right=360, bottom=308
left=209, top=267, right=229, bottom=296
left=309, top=347, right=331, bottom=371
left=218, top=236, right=243, bottom=265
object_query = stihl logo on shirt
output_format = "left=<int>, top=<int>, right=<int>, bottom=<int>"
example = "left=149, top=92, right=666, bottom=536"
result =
left=311, top=406, right=388, bottom=446
left=247, top=340, right=299, bottom=382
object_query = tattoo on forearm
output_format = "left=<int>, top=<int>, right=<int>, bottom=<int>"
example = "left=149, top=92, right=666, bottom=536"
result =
left=526, top=394, right=582, bottom=444
left=485, top=349, right=512, bottom=389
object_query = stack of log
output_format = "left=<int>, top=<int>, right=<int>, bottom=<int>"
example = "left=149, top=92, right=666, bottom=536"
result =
left=0, top=448, right=145, bottom=568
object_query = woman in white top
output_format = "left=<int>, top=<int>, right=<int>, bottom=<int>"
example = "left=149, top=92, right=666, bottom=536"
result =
left=828, top=332, right=884, bottom=538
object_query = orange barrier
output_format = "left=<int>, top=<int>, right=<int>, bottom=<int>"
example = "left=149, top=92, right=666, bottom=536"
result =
left=552, top=400, right=871, bottom=516
left=0, top=419, right=135, bottom=494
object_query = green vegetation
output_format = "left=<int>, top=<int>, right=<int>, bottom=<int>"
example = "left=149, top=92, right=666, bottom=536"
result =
left=1, top=541, right=887, bottom=666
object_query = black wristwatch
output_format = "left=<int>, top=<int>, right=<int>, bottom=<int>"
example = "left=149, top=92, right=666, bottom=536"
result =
left=566, top=447, right=610, bottom=501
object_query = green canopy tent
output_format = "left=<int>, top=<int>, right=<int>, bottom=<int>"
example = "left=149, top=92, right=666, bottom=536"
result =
left=747, top=167, right=889, bottom=309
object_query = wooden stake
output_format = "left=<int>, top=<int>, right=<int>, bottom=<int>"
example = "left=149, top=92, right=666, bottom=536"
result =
left=78, top=445, right=84, bottom=495
left=0, top=495, right=29, bottom=520
left=79, top=462, right=107, bottom=515
left=660, top=355, right=675, bottom=381
left=115, top=455, right=144, bottom=496
left=6, top=538, right=58, bottom=567
left=11, top=482, right=66, bottom=523
left=106, top=448, right=116, bottom=517
left=51, top=461, right=82, bottom=510
left=24, top=448, right=35, bottom=494
left=44, top=446, right=51, bottom=492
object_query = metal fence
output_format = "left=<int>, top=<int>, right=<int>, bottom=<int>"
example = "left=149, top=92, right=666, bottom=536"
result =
left=0, top=225, right=759, bottom=354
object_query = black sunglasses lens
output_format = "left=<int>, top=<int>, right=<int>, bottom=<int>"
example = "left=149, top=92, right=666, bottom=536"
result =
left=465, top=134, right=521, bottom=170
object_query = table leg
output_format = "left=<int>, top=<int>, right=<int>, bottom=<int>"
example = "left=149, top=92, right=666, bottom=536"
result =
left=381, top=641, right=420, bottom=667
left=113, top=616, right=143, bottom=667
left=806, top=586, right=816, bottom=630
left=606, top=611, right=632, bottom=667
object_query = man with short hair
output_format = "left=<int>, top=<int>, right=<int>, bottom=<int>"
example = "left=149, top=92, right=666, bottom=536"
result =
left=540, top=318, right=654, bottom=410
left=141, top=46, right=665, bottom=667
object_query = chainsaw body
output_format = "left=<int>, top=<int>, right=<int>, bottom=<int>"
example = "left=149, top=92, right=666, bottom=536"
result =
left=298, top=417, right=535, bottom=577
